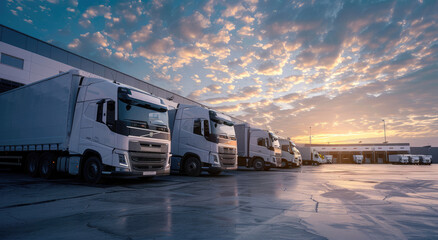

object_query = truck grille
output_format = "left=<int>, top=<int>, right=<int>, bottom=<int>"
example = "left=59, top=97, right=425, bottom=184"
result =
left=219, top=153, right=237, bottom=166
left=128, top=141, right=168, bottom=172
left=219, top=146, right=237, bottom=166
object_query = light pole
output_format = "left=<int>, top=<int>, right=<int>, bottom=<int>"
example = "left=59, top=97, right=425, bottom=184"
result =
left=309, top=126, right=312, bottom=146
left=309, top=126, right=312, bottom=162
left=382, top=119, right=387, bottom=143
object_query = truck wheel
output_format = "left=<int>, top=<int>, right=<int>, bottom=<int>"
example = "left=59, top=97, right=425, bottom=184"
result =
left=83, top=157, right=102, bottom=184
left=281, top=160, right=288, bottom=169
left=26, top=153, right=40, bottom=177
left=253, top=158, right=264, bottom=171
left=184, top=157, right=201, bottom=177
left=40, top=152, right=57, bottom=179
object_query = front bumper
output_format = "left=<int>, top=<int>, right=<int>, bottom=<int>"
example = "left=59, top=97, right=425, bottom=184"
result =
left=103, top=167, right=170, bottom=177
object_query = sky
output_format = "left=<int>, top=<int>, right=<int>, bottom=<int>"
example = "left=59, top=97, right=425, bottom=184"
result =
left=1, top=0, right=437, bottom=146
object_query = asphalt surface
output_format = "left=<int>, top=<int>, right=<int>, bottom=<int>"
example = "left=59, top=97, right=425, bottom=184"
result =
left=1, top=165, right=437, bottom=240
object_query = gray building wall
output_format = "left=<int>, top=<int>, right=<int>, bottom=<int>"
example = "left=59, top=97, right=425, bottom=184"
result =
left=410, top=147, right=437, bottom=163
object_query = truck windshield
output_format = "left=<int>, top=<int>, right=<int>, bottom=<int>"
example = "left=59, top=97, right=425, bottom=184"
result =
left=210, top=121, right=236, bottom=140
left=269, top=132, right=280, bottom=149
left=209, top=110, right=236, bottom=140
left=118, top=88, right=168, bottom=131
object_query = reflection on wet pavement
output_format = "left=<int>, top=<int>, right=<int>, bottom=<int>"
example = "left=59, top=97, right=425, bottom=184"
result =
left=0, top=165, right=437, bottom=239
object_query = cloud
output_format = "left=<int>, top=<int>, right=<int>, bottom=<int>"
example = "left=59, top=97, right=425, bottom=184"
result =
left=171, top=11, right=210, bottom=41
left=82, top=5, right=112, bottom=20
left=204, top=85, right=263, bottom=104
left=187, top=84, right=222, bottom=99
left=222, top=3, right=246, bottom=18
left=131, top=24, right=153, bottom=42
left=68, top=38, right=80, bottom=48
left=237, top=26, right=254, bottom=36
left=172, top=46, right=209, bottom=68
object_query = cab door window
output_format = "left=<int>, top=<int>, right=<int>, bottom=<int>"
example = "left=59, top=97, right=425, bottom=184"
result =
left=257, top=138, right=266, bottom=147
left=193, top=119, right=202, bottom=135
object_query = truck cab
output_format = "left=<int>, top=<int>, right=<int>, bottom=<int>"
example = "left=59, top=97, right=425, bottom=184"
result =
left=325, top=155, right=333, bottom=164
left=168, top=105, right=237, bottom=176
left=279, top=138, right=302, bottom=168
left=419, top=155, right=432, bottom=165
left=353, top=155, right=363, bottom=164
left=72, top=79, right=171, bottom=182
left=406, top=154, right=420, bottom=164
left=234, top=124, right=281, bottom=171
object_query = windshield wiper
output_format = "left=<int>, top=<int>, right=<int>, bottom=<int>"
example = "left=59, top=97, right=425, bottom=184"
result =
left=124, top=119, right=149, bottom=129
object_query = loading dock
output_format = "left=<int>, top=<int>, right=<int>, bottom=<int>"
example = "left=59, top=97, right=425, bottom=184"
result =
left=305, top=143, right=410, bottom=164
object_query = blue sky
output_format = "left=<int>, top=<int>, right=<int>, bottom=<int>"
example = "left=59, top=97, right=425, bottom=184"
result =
left=1, top=0, right=438, bottom=146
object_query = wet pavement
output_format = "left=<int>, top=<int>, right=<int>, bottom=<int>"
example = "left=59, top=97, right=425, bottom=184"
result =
left=1, top=165, right=437, bottom=240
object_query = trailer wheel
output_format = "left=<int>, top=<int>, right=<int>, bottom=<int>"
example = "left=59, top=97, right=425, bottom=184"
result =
left=83, top=156, right=102, bottom=184
left=253, top=158, right=264, bottom=171
left=26, top=153, right=40, bottom=178
left=40, top=152, right=57, bottom=179
left=184, top=157, right=201, bottom=177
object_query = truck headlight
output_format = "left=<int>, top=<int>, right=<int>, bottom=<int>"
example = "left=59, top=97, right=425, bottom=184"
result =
left=118, top=154, right=128, bottom=166
left=210, top=153, right=220, bottom=167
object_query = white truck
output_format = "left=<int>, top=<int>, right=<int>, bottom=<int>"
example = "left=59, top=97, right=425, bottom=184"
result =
left=388, top=154, right=409, bottom=164
left=297, top=147, right=323, bottom=165
left=406, top=154, right=420, bottom=164
left=319, top=154, right=327, bottom=164
left=325, top=155, right=333, bottom=164
left=279, top=138, right=302, bottom=168
left=419, top=155, right=432, bottom=165
left=353, top=155, right=363, bottom=164
left=168, top=105, right=237, bottom=176
left=234, top=123, right=281, bottom=171
left=0, top=70, right=171, bottom=183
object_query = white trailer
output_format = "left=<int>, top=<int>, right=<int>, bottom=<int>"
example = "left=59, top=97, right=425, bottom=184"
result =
left=388, top=154, right=409, bottom=164
left=297, top=147, right=323, bottom=165
left=234, top=123, right=281, bottom=171
left=279, top=138, right=302, bottom=168
left=406, top=154, right=420, bottom=164
left=0, top=70, right=171, bottom=183
left=325, top=155, right=333, bottom=164
left=419, top=155, right=432, bottom=165
left=168, top=105, right=237, bottom=176
left=353, top=155, right=363, bottom=164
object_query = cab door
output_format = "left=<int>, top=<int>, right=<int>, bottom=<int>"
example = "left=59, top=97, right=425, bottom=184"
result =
left=93, top=99, right=116, bottom=148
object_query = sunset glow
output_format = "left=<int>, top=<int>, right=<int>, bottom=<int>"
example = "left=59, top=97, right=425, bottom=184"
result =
left=1, top=0, right=437, bottom=146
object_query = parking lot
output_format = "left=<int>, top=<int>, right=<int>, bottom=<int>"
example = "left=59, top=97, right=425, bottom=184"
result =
left=1, top=165, right=438, bottom=240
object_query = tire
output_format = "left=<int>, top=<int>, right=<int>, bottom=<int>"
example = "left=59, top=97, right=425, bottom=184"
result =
left=184, top=157, right=202, bottom=177
left=252, top=158, right=264, bottom=171
left=281, top=160, right=288, bottom=169
left=40, top=152, right=57, bottom=179
left=83, top=156, right=103, bottom=184
left=26, top=152, right=40, bottom=178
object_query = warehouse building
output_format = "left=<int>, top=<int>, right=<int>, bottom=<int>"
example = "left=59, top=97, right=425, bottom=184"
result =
left=0, top=24, right=206, bottom=109
left=410, top=147, right=437, bottom=163
left=305, top=143, right=411, bottom=164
